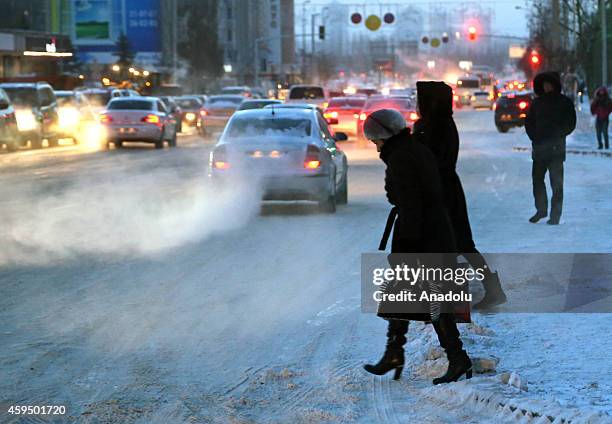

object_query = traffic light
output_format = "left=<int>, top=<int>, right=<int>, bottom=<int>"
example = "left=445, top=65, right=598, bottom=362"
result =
left=467, top=25, right=477, bottom=41
left=530, top=50, right=541, bottom=68
left=319, top=25, right=325, bottom=40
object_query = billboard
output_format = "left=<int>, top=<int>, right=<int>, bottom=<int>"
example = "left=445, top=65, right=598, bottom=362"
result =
left=125, top=0, right=161, bottom=53
left=74, top=0, right=112, bottom=41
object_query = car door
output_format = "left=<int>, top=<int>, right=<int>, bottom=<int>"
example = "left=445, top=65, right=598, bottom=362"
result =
left=157, top=100, right=173, bottom=136
left=317, top=114, right=344, bottom=188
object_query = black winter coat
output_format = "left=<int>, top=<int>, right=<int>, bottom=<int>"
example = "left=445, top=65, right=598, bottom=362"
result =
left=525, top=72, right=577, bottom=162
left=378, top=128, right=458, bottom=321
left=414, top=81, right=475, bottom=253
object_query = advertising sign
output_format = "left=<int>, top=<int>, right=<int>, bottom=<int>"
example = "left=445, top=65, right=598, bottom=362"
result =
left=74, top=0, right=111, bottom=41
left=125, top=0, right=161, bottom=53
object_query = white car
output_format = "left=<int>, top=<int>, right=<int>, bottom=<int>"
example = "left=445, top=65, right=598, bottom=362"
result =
left=285, top=85, right=328, bottom=109
left=100, top=97, right=178, bottom=149
left=471, top=91, right=494, bottom=109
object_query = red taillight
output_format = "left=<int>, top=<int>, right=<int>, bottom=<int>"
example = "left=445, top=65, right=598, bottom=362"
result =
left=100, top=114, right=112, bottom=123
left=214, top=161, right=230, bottom=169
left=142, top=114, right=160, bottom=124
left=212, top=146, right=229, bottom=169
left=199, top=109, right=208, bottom=117
left=359, top=112, right=367, bottom=121
left=409, top=112, right=419, bottom=121
left=305, top=160, right=321, bottom=169
left=305, top=145, right=321, bottom=169
left=518, top=101, right=528, bottom=110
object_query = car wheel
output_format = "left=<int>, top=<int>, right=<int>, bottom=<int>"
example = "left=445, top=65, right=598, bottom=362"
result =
left=47, top=137, right=59, bottom=148
left=337, top=163, right=348, bottom=205
left=30, top=134, right=43, bottom=149
left=319, top=169, right=337, bottom=214
left=496, top=125, right=509, bottom=133
left=114, top=140, right=123, bottom=148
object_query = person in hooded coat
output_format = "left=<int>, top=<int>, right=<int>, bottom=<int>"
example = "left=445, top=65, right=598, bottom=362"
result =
left=590, top=86, right=612, bottom=149
left=525, top=72, right=576, bottom=225
left=362, top=109, right=472, bottom=385
left=413, top=81, right=507, bottom=310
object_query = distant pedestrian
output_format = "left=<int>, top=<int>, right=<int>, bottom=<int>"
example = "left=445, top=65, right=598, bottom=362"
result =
left=362, top=109, right=472, bottom=385
left=525, top=72, right=576, bottom=225
left=413, top=81, right=506, bottom=310
left=590, top=86, right=612, bottom=150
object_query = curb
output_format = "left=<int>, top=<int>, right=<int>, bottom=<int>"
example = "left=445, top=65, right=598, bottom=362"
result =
left=513, top=146, right=612, bottom=158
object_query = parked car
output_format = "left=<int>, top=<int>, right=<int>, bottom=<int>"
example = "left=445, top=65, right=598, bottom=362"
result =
left=174, top=96, right=204, bottom=128
left=199, top=95, right=243, bottom=135
left=99, top=97, right=178, bottom=149
left=209, top=107, right=348, bottom=212
left=0, top=82, right=60, bottom=148
left=0, top=88, right=19, bottom=152
left=159, top=96, right=183, bottom=133
left=286, top=85, right=328, bottom=108
left=356, top=96, right=419, bottom=142
left=237, top=99, right=282, bottom=111
left=323, top=97, right=366, bottom=136
left=494, top=91, right=534, bottom=133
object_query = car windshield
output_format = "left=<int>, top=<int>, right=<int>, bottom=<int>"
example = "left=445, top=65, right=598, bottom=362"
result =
left=328, top=98, right=365, bottom=108
left=221, top=88, right=246, bottom=95
left=227, top=117, right=312, bottom=138
left=2, top=87, right=37, bottom=107
left=457, top=79, right=480, bottom=88
left=289, top=87, right=324, bottom=99
left=364, top=98, right=412, bottom=111
left=107, top=100, right=153, bottom=110
left=208, top=97, right=243, bottom=107
left=84, top=92, right=112, bottom=107
left=175, top=98, right=202, bottom=109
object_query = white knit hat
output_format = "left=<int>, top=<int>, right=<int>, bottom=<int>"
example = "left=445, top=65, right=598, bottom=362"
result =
left=363, top=109, right=407, bottom=141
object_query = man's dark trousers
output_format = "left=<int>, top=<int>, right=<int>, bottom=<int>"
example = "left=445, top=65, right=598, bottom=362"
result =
left=532, top=159, right=564, bottom=221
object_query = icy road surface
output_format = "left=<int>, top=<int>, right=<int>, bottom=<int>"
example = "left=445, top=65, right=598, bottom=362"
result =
left=1, top=113, right=611, bottom=423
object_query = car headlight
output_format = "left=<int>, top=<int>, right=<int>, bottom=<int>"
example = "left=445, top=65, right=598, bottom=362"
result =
left=185, top=112, right=196, bottom=122
left=59, top=107, right=81, bottom=129
left=15, top=109, right=38, bottom=132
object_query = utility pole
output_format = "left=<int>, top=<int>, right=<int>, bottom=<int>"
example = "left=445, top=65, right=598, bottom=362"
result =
left=551, top=0, right=561, bottom=51
left=311, top=12, right=320, bottom=84
left=602, top=0, right=608, bottom=86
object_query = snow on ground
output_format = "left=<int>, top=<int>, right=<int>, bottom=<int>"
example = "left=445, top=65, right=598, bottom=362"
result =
left=0, top=112, right=611, bottom=423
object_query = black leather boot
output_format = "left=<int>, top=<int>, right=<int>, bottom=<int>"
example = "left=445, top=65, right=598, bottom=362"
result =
left=432, top=314, right=472, bottom=385
left=364, top=320, right=408, bottom=380
left=529, top=212, right=547, bottom=223
left=473, top=271, right=507, bottom=310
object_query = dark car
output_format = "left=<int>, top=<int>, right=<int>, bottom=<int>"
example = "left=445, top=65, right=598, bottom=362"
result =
left=0, top=82, right=60, bottom=148
left=159, top=96, right=183, bottom=133
left=174, top=96, right=204, bottom=128
left=323, top=97, right=366, bottom=136
left=494, top=91, right=534, bottom=133
left=0, top=88, right=19, bottom=152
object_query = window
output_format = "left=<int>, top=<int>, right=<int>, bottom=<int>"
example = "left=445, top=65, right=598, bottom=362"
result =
left=227, top=29, right=233, bottom=42
left=157, top=101, right=167, bottom=113
left=107, top=100, right=154, bottom=110
left=227, top=117, right=312, bottom=138
left=289, top=86, right=324, bottom=100
left=317, top=114, right=335, bottom=143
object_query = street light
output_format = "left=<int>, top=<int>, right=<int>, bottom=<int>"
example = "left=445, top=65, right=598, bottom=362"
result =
left=143, top=70, right=150, bottom=76
left=128, top=67, right=135, bottom=73
left=112, top=64, right=120, bottom=72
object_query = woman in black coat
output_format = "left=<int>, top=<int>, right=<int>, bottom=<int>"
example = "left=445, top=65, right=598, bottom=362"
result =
left=413, top=81, right=506, bottom=310
left=363, top=109, right=472, bottom=385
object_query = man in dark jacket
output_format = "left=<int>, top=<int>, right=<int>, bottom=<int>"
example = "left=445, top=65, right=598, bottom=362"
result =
left=413, top=81, right=506, bottom=310
left=362, top=109, right=472, bottom=385
left=525, top=71, right=576, bottom=225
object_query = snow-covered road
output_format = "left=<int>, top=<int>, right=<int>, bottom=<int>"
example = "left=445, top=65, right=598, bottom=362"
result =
left=0, top=112, right=610, bottom=423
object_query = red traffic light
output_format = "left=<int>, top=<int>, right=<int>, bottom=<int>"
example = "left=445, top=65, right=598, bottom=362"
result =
left=529, top=50, right=541, bottom=68
left=467, top=25, right=477, bottom=41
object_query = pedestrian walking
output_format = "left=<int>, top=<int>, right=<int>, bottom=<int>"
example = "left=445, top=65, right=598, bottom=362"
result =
left=590, top=86, right=612, bottom=149
left=525, top=72, right=576, bottom=225
left=362, top=109, right=472, bottom=385
left=413, top=81, right=506, bottom=310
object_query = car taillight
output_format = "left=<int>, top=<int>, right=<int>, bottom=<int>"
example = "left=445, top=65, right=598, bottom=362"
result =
left=359, top=112, right=367, bottom=121
left=212, top=146, right=229, bottom=169
left=304, top=145, right=321, bottom=169
left=100, top=114, right=112, bottom=123
left=142, top=114, right=160, bottom=124
left=353, top=113, right=359, bottom=119
left=518, top=101, right=528, bottom=110
left=492, top=103, right=497, bottom=111
left=324, top=111, right=338, bottom=119
left=409, top=112, right=419, bottom=121
left=199, top=109, right=208, bottom=117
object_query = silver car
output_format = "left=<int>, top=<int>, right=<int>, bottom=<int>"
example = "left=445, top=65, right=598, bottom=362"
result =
left=209, top=108, right=348, bottom=213
left=100, top=97, right=178, bottom=149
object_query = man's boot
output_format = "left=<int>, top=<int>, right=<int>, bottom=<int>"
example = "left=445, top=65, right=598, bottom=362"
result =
left=364, top=320, right=408, bottom=380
